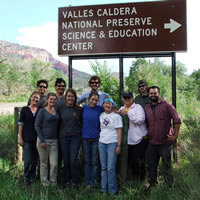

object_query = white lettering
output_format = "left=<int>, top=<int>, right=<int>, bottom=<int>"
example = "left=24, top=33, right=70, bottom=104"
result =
left=62, top=31, right=96, bottom=40
left=62, top=42, right=93, bottom=51
left=97, top=7, right=137, bottom=16
left=106, top=17, right=152, bottom=27
left=108, top=28, right=157, bottom=38
left=62, top=20, right=103, bottom=29
left=62, top=9, right=93, bottom=19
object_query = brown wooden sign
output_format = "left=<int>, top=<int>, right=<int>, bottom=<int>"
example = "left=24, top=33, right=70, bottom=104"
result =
left=58, top=0, right=187, bottom=55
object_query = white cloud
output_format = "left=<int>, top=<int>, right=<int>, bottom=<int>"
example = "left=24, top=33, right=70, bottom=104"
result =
left=16, top=22, right=62, bottom=61
left=16, top=0, right=200, bottom=75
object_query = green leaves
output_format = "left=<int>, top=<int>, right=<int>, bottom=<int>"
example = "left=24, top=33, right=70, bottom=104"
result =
left=90, top=60, right=120, bottom=106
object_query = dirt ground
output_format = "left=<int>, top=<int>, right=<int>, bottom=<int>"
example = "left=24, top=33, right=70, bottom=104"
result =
left=0, top=102, right=26, bottom=115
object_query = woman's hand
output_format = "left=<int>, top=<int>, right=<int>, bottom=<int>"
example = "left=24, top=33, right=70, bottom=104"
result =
left=18, top=135, right=24, bottom=146
left=119, top=109, right=127, bottom=115
left=116, top=146, right=121, bottom=155
left=40, top=143, right=46, bottom=148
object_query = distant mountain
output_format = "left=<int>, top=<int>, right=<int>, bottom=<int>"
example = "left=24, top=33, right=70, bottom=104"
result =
left=0, top=40, right=90, bottom=87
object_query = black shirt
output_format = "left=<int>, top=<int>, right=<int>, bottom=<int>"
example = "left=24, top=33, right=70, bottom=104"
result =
left=19, top=106, right=38, bottom=142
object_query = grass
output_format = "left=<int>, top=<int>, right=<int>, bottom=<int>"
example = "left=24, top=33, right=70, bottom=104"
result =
left=1, top=114, right=200, bottom=200
left=0, top=94, right=29, bottom=103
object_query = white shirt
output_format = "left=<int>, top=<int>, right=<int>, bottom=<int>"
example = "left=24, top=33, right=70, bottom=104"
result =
left=120, top=103, right=147, bottom=145
left=99, top=112, right=123, bottom=144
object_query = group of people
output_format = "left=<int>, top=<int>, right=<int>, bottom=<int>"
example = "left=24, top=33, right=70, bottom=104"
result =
left=119, top=80, right=181, bottom=190
left=18, top=76, right=181, bottom=195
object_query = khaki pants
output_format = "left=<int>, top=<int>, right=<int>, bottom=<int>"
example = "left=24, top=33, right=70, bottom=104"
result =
left=37, top=138, right=58, bottom=186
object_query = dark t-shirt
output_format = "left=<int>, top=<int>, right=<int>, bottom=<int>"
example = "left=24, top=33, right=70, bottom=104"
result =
left=57, top=105, right=83, bottom=138
left=135, top=94, right=151, bottom=109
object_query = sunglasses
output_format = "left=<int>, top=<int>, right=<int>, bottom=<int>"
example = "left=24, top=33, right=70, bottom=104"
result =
left=56, top=85, right=66, bottom=88
left=123, top=96, right=131, bottom=99
left=90, top=81, right=99, bottom=85
left=38, top=85, right=47, bottom=89
left=138, top=84, right=146, bottom=88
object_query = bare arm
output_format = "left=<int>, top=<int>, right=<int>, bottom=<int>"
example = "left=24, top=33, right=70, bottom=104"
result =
left=116, top=127, right=122, bottom=155
left=18, top=125, right=24, bottom=146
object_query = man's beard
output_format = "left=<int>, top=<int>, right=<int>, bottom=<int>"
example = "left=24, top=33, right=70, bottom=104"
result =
left=150, top=96, right=159, bottom=103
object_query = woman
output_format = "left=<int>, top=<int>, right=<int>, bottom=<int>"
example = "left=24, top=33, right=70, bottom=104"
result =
left=18, top=91, right=40, bottom=185
left=119, top=92, right=148, bottom=181
left=57, top=88, right=82, bottom=186
left=98, top=99, right=123, bottom=195
left=35, top=93, right=59, bottom=186
left=82, top=92, right=104, bottom=187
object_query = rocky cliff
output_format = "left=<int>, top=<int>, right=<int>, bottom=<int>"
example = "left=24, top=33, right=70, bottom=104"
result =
left=0, top=40, right=90, bottom=80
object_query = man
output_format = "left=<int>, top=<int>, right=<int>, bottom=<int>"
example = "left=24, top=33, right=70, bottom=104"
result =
left=55, top=78, right=66, bottom=108
left=145, top=86, right=181, bottom=188
left=54, top=78, right=66, bottom=183
left=28, top=79, right=48, bottom=108
left=78, top=75, right=109, bottom=106
left=135, top=80, right=151, bottom=109
left=119, top=92, right=148, bottom=181
left=36, top=79, right=48, bottom=108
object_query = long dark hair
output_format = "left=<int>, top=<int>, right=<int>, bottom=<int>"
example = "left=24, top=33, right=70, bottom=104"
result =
left=65, top=88, right=80, bottom=122
left=65, top=88, right=77, bottom=107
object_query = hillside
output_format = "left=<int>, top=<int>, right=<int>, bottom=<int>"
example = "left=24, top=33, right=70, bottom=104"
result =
left=0, top=40, right=90, bottom=87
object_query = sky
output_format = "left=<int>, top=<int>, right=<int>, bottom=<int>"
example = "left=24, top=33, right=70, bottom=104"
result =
left=1, top=0, right=199, bottom=75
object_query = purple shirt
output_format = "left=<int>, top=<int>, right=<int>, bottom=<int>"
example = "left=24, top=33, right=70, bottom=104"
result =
left=145, top=100, right=181, bottom=145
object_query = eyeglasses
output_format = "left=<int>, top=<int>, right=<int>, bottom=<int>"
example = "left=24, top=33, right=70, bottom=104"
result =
left=138, top=84, right=146, bottom=88
left=123, top=96, right=131, bottom=100
left=56, top=85, right=66, bottom=88
left=38, top=85, right=47, bottom=89
left=90, top=81, right=99, bottom=85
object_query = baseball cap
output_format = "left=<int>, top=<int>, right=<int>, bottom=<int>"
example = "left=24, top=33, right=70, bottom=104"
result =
left=123, top=92, right=133, bottom=98
left=103, top=98, right=114, bottom=104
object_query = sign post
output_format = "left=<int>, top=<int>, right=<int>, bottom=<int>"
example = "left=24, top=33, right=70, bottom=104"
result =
left=58, top=0, right=187, bottom=56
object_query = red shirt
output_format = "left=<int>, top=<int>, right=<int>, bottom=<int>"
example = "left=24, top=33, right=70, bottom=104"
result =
left=145, top=100, right=181, bottom=145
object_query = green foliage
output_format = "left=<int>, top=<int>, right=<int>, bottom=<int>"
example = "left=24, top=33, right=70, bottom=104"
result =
left=125, top=58, right=188, bottom=102
left=190, top=69, right=200, bottom=100
left=0, top=58, right=68, bottom=102
left=0, top=62, right=24, bottom=96
left=90, top=60, right=120, bottom=106
left=0, top=115, right=15, bottom=162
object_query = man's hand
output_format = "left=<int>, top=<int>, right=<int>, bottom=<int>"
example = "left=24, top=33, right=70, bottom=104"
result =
left=167, top=134, right=177, bottom=142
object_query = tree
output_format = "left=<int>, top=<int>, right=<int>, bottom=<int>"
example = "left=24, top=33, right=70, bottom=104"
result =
left=190, top=69, right=200, bottom=100
left=90, top=60, right=120, bottom=106
left=0, top=62, right=23, bottom=96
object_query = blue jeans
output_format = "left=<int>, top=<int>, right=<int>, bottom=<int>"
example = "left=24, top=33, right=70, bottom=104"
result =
left=98, top=142, right=118, bottom=195
left=23, top=142, right=38, bottom=182
left=82, top=138, right=99, bottom=186
left=60, top=136, right=81, bottom=184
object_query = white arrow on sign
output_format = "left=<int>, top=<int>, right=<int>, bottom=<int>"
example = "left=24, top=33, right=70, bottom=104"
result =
left=164, top=19, right=182, bottom=33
